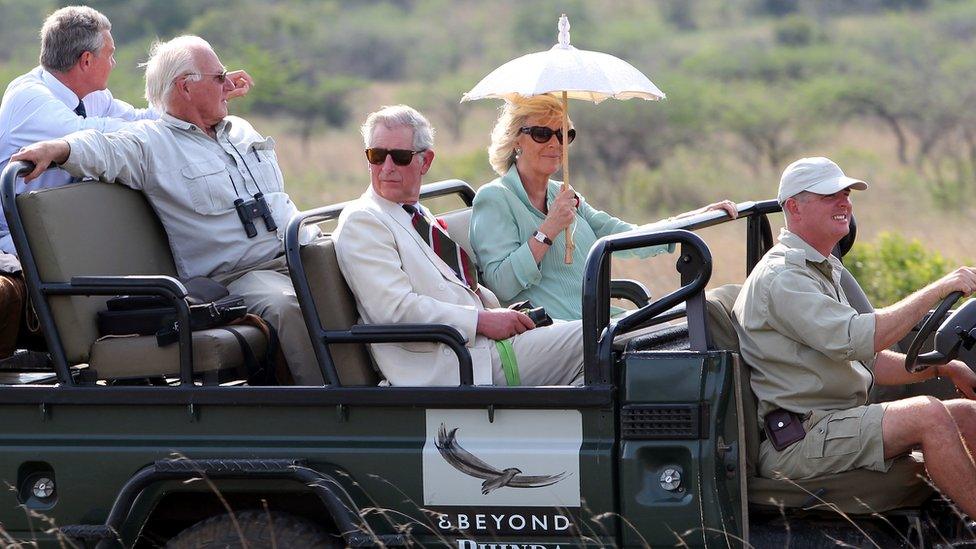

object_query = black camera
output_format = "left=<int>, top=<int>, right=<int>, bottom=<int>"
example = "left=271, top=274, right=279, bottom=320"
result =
left=234, top=193, right=277, bottom=238
left=508, top=300, right=553, bottom=327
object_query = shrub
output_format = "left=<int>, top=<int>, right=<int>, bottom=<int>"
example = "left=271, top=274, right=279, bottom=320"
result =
left=775, top=15, right=821, bottom=47
left=845, top=232, right=959, bottom=306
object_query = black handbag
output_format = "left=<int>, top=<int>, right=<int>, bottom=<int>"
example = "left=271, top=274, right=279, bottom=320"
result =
left=96, top=277, right=248, bottom=346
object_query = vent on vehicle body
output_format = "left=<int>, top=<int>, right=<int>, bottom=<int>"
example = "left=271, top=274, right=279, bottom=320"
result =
left=621, top=404, right=707, bottom=440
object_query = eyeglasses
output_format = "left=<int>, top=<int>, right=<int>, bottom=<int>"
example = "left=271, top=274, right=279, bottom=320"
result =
left=519, top=126, right=576, bottom=145
left=365, top=148, right=426, bottom=166
left=185, top=70, right=228, bottom=84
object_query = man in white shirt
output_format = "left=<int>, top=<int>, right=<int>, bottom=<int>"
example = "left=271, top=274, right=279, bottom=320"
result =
left=0, top=6, right=251, bottom=359
left=11, top=36, right=320, bottom=384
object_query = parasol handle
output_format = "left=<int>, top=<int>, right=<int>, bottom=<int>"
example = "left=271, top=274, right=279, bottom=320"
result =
left=562, top=91, right=575, bottom=264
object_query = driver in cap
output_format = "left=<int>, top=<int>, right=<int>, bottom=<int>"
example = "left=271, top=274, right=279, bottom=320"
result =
left=733, top=156, right=976, bottom=517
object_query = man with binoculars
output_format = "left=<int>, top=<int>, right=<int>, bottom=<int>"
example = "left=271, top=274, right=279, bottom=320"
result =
left=12, top=35, right=323, bottom=385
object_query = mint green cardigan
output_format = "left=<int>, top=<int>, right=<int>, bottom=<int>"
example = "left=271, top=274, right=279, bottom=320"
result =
left=470, top=165, right=671, bottom=320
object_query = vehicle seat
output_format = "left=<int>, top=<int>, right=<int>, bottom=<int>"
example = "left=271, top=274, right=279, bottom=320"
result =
left=439, top=207, right=473, bottom=259
left=17, top=182, right=266, bottom=381
left=297, top=236, right=379, bottom=386
left=704, top=283, right=933, bottom=513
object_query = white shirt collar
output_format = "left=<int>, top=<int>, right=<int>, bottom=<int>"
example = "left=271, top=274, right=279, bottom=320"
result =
left=39, top=68, right=82, bottom=109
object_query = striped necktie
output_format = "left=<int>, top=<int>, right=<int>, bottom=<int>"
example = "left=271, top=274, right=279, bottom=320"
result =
left=403, top=204, right=478, bottom=291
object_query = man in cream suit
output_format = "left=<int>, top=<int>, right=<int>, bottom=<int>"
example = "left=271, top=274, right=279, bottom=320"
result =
left=334, top=105, right=584, bottom=386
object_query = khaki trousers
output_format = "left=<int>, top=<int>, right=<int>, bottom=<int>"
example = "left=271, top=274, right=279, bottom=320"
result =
left=489, top=319, right=585, bottom=386
left=216, top=256, right=324, bottom=385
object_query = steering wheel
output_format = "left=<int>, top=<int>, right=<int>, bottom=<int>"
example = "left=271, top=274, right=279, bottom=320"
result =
left=905, top=291, right=969, bottom=373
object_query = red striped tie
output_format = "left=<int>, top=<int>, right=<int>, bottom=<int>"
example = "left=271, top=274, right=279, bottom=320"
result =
left=403, top=204, right=478, bottom=291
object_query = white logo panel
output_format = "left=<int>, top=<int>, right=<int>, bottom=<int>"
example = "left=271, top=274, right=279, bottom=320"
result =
left=423, top=409, right=582, bottom=507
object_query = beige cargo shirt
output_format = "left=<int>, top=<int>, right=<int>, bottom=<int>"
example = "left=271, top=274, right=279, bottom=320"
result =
left=732, top=229, right=877, bottom=422
left=61, top=114, right=313, bottom=279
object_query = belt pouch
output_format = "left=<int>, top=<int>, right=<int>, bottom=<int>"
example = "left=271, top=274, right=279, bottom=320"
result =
left=764, top=409, right=806, bottom=451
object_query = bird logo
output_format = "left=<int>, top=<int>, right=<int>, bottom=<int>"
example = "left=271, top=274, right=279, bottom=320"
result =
left=434, top=423, right=569, bottom=495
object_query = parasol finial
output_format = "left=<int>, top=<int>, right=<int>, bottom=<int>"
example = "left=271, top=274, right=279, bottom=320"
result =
left=557, top=14, right=570, bottom=48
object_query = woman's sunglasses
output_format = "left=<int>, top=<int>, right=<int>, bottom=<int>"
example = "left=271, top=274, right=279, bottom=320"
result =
left=365, top=148, right=425, bottom=166
left=519, top=126, right=577, bottom=145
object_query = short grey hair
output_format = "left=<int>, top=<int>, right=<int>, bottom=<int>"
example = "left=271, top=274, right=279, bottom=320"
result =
left=39, top=6, right=111, bottom=73
left=142, top=35, right=210, bottom=111
left=361, top=105, right=435, bottom=151
left=782, top=191, right=812, bottom=228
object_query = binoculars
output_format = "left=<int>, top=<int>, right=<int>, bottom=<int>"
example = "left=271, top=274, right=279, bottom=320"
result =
left=234, top=193, right=277, bottom=238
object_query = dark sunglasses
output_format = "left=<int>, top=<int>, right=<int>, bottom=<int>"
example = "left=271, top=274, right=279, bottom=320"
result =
left=519, top=126, right=577, bottom=145
left=365, top=148, right=425, bottom=166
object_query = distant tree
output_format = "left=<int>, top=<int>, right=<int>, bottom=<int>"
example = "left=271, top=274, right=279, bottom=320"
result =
left=568, top=74, right=717, bottom=186
left=661, top=0, right=698, bottom=31
left=881, top=0, right=931, bottom=10
left=757, top=0, right=799, bottom=17
left=836, top=22, right=976, bottom=176
left=511, top=1, right=592, bottom=50
left=716, top=81, right=823, bottom=174
left=398, top=73, right=482, bottom=139
left=279, top=75, right=360, bottom=150
left=774, top=15, right=821, bottom=47
left=217, top=44, right=361, bottom=150
left=87, top=0, right=225, bottom=43
left=0, top=1, right=55, bottom=63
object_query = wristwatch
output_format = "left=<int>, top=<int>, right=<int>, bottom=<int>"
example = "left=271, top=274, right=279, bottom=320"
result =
left=532, top=229, right=553, bottom=246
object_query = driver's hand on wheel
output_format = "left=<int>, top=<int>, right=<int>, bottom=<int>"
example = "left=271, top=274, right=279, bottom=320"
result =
left=938, top=360, right=976, bottom=400
left=936, top=267, right=976, bottom=298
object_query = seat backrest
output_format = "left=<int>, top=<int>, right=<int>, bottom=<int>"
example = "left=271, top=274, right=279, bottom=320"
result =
left=440, top=207, right=474, bottom=260
left=704, top=283, right=760, bottom=478
left=839, top=267, right=874, bottom=314
left=299, top=236, right=379, bottom=386
left=18, top=183, right=177, bottom=362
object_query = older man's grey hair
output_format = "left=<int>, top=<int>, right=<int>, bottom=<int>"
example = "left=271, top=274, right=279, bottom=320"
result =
left=361, top=105, right=435, bottom=151
left=39, top=6, right=111, bottom=73
left=143, top=35, right=212, bottom=112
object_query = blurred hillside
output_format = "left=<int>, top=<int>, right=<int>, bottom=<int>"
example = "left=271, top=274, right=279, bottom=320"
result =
left=2, top=0, right=975, bottom=302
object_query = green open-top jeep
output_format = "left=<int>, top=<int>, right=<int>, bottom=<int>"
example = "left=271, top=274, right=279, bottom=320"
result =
left=0, top=160, right=973, bottom=548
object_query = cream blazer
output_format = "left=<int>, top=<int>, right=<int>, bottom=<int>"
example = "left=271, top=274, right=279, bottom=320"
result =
left=334, top=188, right=500, bottom=386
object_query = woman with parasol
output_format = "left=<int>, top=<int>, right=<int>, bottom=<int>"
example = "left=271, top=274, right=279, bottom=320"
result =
left=469, top=94, right=736, bottom=321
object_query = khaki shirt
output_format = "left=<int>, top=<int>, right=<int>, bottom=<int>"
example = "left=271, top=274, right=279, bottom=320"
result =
left=62, top=114, right=315, bottom=279
left=732, top=229, right=877, bottom=423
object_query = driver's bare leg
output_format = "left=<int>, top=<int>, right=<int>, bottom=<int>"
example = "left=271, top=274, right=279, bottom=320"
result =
left=883, top=396, right=976, bottom=517
left=944, top=399, right=976, bottom=452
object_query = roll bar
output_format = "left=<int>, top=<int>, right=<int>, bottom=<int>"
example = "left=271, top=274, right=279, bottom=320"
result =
left=582, top=229, right=712, bottom=384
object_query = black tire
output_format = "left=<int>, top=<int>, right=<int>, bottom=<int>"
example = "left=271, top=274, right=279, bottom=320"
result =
left=165, top=509, right=341, bottom=549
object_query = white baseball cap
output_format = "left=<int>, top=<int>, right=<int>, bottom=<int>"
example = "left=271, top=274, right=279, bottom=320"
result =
left=777, top=157, right=868, bottom=205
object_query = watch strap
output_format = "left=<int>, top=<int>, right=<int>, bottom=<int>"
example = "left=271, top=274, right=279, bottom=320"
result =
left=532, top=230, right=553, bottom=246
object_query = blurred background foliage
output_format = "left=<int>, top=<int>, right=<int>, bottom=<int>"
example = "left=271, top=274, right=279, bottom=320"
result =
left=1, top=0, right=974, bottom=300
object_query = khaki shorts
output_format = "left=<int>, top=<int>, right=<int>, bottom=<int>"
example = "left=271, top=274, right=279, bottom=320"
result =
left=758, top=404, right=891, bottom=480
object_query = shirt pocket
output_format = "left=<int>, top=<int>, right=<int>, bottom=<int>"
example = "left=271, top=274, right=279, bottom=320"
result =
left=246, top=138, right=283, bottom=192
left=181, top=159, right=232, bottom=215
left=804, top=408, right=864, bottom=459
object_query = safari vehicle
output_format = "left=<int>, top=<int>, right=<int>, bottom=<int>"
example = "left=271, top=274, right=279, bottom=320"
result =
left=0, top=159, right=974, bottom=549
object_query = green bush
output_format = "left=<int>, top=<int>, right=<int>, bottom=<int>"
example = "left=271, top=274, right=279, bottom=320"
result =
left=774, top=15, right=821, bottom=47
left=845, top=232, right=959, bottom=306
